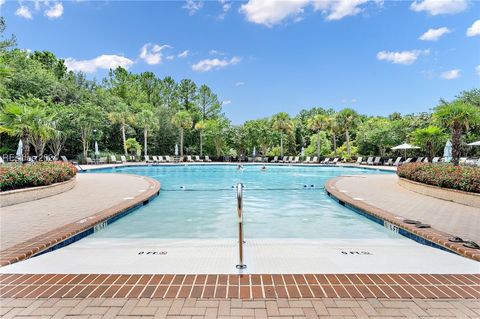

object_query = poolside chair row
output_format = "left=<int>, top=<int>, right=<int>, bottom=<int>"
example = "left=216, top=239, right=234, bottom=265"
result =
left=145, top=155, right=213, bottom=163
left=270, top=156, right=340, bottom=164
left=354, top=156, right=477, bottom=166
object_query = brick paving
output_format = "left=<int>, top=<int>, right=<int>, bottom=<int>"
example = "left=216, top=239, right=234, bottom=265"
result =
left=325, top=175, right=480, bottom=261
left=1, top=297, right=480, bottom=318
left=0, top=174, right=160, bottom=266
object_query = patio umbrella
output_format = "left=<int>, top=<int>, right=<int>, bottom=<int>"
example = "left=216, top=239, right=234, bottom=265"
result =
left=175, top=144, right=179, bottom=156
left=443, top=140, right=452, bottom=162
left=467, top=141, right=480, bottom=146
left=252, top=147, right=256, bottom=157
left=16, top=139, right=23, bottom=161
left=391, top=143, right=420, bottom=158
left=94, top=141, right=99, bottom=156
left=301, top=147, right=305, bottom=157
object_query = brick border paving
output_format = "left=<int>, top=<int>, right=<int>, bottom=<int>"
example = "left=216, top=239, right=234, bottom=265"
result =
left=0, top=175, right=161, bottom=267
left=2, top=297, right=480, bottom=318
left=1, top=274, right=479, bottom=299
left=325, top=177, right=480, bottom=261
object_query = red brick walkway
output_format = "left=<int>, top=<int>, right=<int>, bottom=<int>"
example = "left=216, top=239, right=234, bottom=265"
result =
left=1, top=274, right=479, bottom=299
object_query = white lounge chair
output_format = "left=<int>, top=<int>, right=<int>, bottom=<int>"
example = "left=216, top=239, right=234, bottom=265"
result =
left=366, top=157, right=374, bottom=165
left=332, top=158, right=339, bottom=164
left=195, top=155, right=203, bottom=162
left=311, top=156, right=318, bottom=163
left=355, top=157, right=362, bottom=165
left=393, top=157, right=402, bottom=166
left=322, top=157, right=330, bottom=164
left=145, top=155, right=152, bottom=163
left=373, top=157, right=381, bottom=165
left=151, top=156, right=159, bottom=163
left=423, top=157, right=429, bottom=163
left=120, top=155, right=127, bottom=163
left=186, top=155, right=194, bottom=162
left=271, top=156, right=279, bottom=163
left=304, top=156, right=311, bottom=163
left=205, top=155, right=212, bottom=162
left=158, top=156, right=166, bottom=163
left=110, top=155, right=122, bottom=164
left=385, top=158, right=393, bottom=166
left=0, top=157, right=4, bottom=165
left=459, top=157, right=467, bottom=165
left=404, top=158, right=412, bottom=164
left=416, top=157, right=423, bottom=163
left=86, top=157, right=94, bottom=164
left=293, top=156, right=300, bottom=163
left=432, top=157, right=440, bottom=163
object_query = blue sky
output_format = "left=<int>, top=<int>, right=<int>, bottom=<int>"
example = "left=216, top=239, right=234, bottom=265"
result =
left=1, top=0, right=479, bottom=124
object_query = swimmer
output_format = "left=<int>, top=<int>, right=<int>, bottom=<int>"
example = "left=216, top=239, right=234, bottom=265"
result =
left=261, top=165, right=267, bottom=171
left=237, top=164, right=243, bottom=170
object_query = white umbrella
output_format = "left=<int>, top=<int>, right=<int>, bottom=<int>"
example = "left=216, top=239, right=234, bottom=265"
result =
left=392, top=143, right=420, bottom=158
left=443, top=140, right=452, bottom=162
left=94, top=141, right=99, bottom=156
left=301, top=147, right=305, bottom=157
left=175, top=144, right=179, bottom=156
left=252, top=147, right=256, bottom=157
left=467, top=141, right=480, bottom=146
left=16, top=139, right=23, bottom=161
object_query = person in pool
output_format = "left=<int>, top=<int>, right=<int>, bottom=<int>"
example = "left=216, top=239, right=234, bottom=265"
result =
left=237, top=164, right=243, bottom=170
left=261, top=165, right=267, bottom=171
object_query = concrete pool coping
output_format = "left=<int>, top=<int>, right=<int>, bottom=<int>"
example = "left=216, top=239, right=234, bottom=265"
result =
left=325, top=177, right=480, bottom=262
left=0, top=174, right=160, bottom=267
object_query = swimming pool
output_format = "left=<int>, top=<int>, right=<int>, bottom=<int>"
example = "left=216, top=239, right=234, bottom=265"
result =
left=89, top=165, right=397, bottom=240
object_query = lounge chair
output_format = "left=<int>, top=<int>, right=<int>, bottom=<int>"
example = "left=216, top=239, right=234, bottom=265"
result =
left=293, top=156, right=300, bottom=163
left=304, top=156, right=311, bottom=163
left=322, top=157, right=330, bottom=164
left=432, top=157, right=440, bottom=163
left=385, top=158, right=393, bottom=166
left=86, top=157, right=94, bottom=164
left=0, top=157, right=4, bottom=165
left=158, top=156, right=166, bottom=163
left=151, top=156, right=159, bottom=163
left=145, top=155, right=152, bottom=163
left=311, top=156, right=318, bottom=163
left=110, top=155, right=122, bottom=164
left=332, top=158, right=339, bottom=164
left=459, top=157, right=467, bottom=165
left=280, top=156, right=287, bottom=163
left=186, top=155, right=194, bottom=162
left=289, top=156, right=294, bottom=163
left=205, top=155, right=212, bottom=162
left=373, top=157, right=381, bottom=165
left=121, top=155, right=127, bottom=163
left=415, top=157, right=423, bottom=163
left=404, top=158, right=412, bottom=164
left=393, top=157, right=402, bottom=166
left=355, top=157, right=362, bottom=165
left=366, top=157, right=374, bottom=165
left=423, top=157, right=429, bottom=163
left=195, top=155, right=203, bottom=162
left=271, top=156, right=279, bottom=163
left=61, top=155, right=78, bottom=165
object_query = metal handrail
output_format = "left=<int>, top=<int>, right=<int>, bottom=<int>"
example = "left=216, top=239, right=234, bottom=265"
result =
left=236, top=183, right=246, bottom=269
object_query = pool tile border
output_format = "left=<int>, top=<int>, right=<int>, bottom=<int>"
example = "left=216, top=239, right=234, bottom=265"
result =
left=0, top=175, right=161, bottom=267
left=324, top=177, right=480, bottom=262
left=0, top=274, right=478, bottom=299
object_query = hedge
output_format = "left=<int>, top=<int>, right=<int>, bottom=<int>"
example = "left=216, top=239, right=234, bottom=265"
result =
left=397, top=163, right=480, bottom=194
left=0, top=161, right=77, bottom=192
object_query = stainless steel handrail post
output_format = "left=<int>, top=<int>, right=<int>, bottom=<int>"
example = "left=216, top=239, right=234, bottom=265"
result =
left=236, top=183, right=247, bottom=269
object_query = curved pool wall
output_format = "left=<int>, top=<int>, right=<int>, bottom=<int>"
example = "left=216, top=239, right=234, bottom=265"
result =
left=86, top=165, right=399, bottom=240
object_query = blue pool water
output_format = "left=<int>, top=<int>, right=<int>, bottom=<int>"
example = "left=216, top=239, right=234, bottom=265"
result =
left=89, top=165, right=401, bottom=239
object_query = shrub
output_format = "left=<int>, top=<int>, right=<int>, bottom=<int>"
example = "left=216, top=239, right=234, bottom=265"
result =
left=397, top=163, right=480, bottom=193
left=0, top=161, right=77, bottom=192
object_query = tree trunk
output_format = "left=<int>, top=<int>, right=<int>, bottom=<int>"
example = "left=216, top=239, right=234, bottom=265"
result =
left=121, top=123, right=128, bottom=156
left=427, top=141, right=433, bottom=159
left=280, top=132, right=284, bottom=157
left=316, top=131, right=321, bottom=158
left=452, top=122, right=462, bottom=166
left=21, top=133, right=30, bottom=161
left=333, top=133, right=337, bottom=155
left=144, top=128, right=148, bottom=156
left=346, top=129, right=351, bottom=156
left=180, top=128, right=184, bottom=156
left=199, top=131, right=203, bottom=156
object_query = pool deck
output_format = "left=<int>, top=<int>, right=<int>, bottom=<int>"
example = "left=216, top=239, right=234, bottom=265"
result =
left=0, top=173, right=160, bottom=266
left=325, top=174, right=480, bottom=261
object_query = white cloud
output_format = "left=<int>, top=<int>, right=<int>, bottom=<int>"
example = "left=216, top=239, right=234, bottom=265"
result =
left=239, top=0, right=374, bottom=26
left=239, top=0, right=309, bottom=27
left=466, top=20, right=480, bottom=37
left=0, top=0, right=5, bottom=8
left=139, top=43, right=171, bottom=65
left=440, top=69, right=461, bottom=79
left=235, top=81, right=245, bottom=86
left=376, top=49, right=429, bottom=65
left=183, top=0, right=203, bottom=15
left=410, top=0, right=467, bottom=15
left=209, top=49, right=226, bottom=56
left=476, top=65, right=480, bottom=76
left=218, top=0, right=232, bottom=19
left=312, top=0, right=369, bottom=21
left=178, top=50, right=189, bottom=58
left=15, top=5, right=33, bottom=19
left=192, top=56, right=241, bottom=72
left=64, top=55, right=134, bottom=73
left=419, top=27, right=451, bottom=41
left=222, top=100, right=232, bottom=105
left=166, top=55, right=175, bottom=61
left=44, top=2, right=63, bottom=19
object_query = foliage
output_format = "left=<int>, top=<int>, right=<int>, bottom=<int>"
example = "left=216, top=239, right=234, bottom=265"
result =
left=410, top=126, right=447, bottom=159
left=397, top=163, right=480, bottom=193
left=0, top=161, right=77, bottom=191
left=304, top=132, right=330, bottom=156
left=125, top=138, right=141, bottom=155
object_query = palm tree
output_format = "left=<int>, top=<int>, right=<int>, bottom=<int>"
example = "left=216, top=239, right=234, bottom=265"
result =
left=271, top=112, right=294, bottom=157
left=434, top=101, right=479, bottom=165
left=410, top=126, right=447, bottom=159
left=172, top=111, right=193, bottom=156
left=195, top=120, right=205, bottom=156
left=307, top=114, right=329, bottom=158
left=336, top=108, right=359, bottom=156
left=328, top=115, right=340, bottom=155
left=108, top=102, right=135, bottom=156
left=136, top=108, right=156, bottom=157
